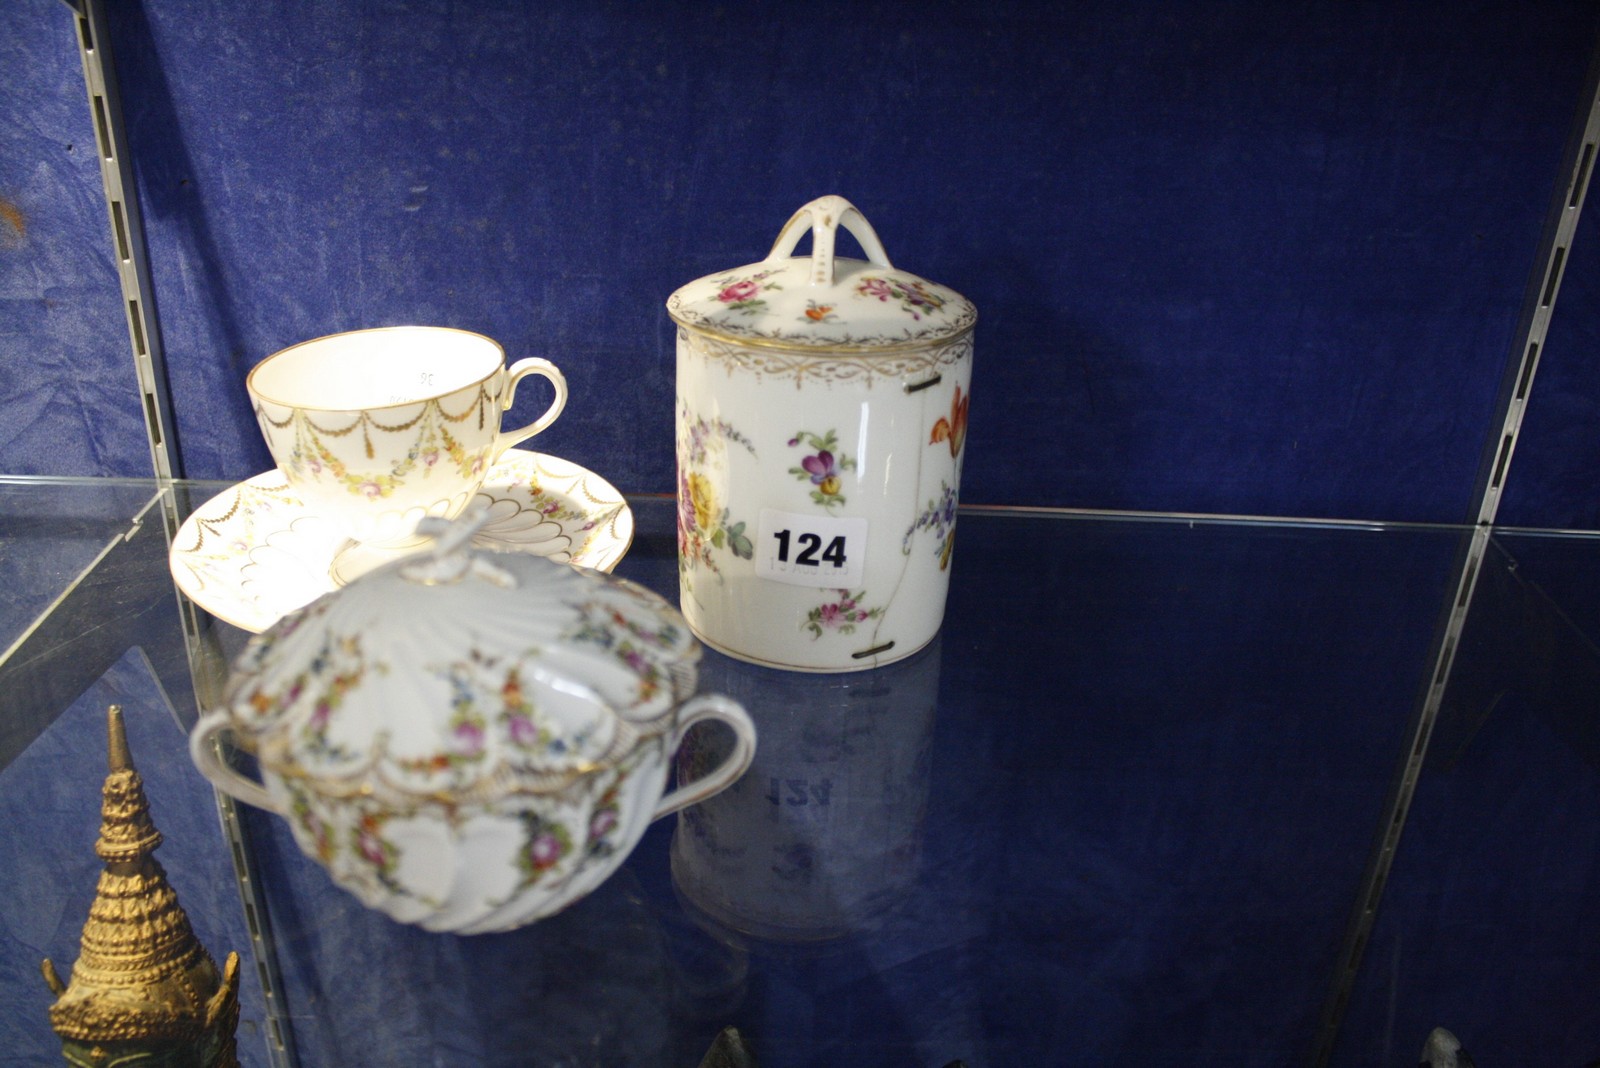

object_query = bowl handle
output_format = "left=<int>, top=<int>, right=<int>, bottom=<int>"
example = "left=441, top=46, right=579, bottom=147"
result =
left=764, top=195, right=893, bottom=287
left=189, top=711, right=284, bottom=814
left=653, top=694, right=757, bottom=820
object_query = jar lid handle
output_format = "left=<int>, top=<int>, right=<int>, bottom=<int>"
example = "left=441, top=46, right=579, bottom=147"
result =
left=764, top=195, right=893, bottom=286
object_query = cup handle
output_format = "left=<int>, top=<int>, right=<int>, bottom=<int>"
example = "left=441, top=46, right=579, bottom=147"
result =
left=495, top=357, right=568, bottom=454
left=764, top=194, right=894, bottom=287
left=652, top=694, right=757, bottom=820
left=189, top=712, right=284, bottom=814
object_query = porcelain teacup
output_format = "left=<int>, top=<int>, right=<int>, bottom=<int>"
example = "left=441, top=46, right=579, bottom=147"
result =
left=248, top=325, right=567, bottom=550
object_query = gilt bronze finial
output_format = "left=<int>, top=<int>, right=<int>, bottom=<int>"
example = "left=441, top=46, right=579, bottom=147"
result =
left=40, top=705, right=242, bottom=1067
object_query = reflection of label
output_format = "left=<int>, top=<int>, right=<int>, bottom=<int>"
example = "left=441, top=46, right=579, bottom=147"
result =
left=757, top=509, right=867, bottom=589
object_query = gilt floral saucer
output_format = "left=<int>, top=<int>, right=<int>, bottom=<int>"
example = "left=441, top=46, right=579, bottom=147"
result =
left=170, top=450, right=634, bottom=633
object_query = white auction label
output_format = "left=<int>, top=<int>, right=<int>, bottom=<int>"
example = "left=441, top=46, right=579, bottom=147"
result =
left=756, top=509, right=868, bottom=589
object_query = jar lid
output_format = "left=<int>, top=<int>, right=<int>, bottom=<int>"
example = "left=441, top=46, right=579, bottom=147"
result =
left=217, top=512, right=700, bottom=804
left=666, top=195, right=976, bottom=353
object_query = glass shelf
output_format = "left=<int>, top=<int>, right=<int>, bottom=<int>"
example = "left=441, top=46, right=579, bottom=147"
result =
left=2, top=478, right=1595, bottom=1066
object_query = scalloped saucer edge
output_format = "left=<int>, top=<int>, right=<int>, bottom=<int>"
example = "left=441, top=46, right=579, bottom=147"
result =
left=170, top=450, right=634, bottom=633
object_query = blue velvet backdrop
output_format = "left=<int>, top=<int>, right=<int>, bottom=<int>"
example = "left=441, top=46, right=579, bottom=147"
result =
left=8, top=0, right=1596, bottom=524
left=5, top=6, right=1600, bottom=1060
left=1498, top=199, right=1600, bottom=530
left=1, top=1, right=148, bottom=477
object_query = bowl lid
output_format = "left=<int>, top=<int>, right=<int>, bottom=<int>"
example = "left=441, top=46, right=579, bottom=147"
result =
left=666, top=195, right=975, bottom=353
left=218, top=512, right=699, bottom=803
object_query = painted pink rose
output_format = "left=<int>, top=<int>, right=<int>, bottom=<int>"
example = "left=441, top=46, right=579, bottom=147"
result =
left=452, top=720, right=485, bottom=756
left=507, top=714, right=539, bottom=748
left=529, top=833, right=563, bottom=869
left=590, top=809, right=618, bottom=841
left=677, top=469, right=696, bottom=526
left=718, top=280, right=759, bottom=303
left=358, top=830, right=386, bottom=866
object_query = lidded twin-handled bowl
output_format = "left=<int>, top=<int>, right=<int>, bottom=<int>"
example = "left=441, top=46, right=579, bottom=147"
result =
left=669, top=195, right=976, bottom=673
left=189, top=512, right=756, bottom=934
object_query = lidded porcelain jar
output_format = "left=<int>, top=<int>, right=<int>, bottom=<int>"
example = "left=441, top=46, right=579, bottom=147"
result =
left=188, top=513, right=755, bottom=934
left=668, top=195, right=975, bottom=672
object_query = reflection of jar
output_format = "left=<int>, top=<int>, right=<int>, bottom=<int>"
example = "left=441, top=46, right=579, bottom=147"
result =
left=670, top=638, right=941, bottom=942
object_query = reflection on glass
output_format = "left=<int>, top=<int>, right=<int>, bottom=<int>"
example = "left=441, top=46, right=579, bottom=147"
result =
left=670, top=637, right=941, bottom=943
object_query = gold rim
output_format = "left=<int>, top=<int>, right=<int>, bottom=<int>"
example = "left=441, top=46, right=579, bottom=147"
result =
left=247, top=325, right=506, bottom=412
left=667, top=311, right=977, bottom=355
